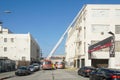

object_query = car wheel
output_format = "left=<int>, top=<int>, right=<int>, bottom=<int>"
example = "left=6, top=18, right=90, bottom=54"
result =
left=101, top=78, right=106, bottom=80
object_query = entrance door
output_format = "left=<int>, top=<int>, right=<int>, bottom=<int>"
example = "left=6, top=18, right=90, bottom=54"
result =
left=81, top=59, right=85, bottom=67
left=77, top=59, right=80, bottom=68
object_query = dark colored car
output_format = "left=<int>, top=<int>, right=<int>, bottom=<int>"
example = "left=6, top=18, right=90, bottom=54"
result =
left=89, top=68, right=120, bottom=80
left=78, top=66, right=95, bottom=77
left=15, top=66, right=31, bottom=76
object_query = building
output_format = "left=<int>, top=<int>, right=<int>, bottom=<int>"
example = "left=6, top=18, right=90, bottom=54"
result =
left=65, top=4, right=120, bottom=69
left=0, top=23, right=41, bottom=67
left=50, top=55, right=65, bottom=64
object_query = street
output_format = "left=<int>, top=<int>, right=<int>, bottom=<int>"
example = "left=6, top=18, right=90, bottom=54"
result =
left=5, top=69, right=89, bottom=80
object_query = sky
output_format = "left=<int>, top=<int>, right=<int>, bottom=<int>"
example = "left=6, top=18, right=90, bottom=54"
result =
left=0, top=0, right=120, bottom=57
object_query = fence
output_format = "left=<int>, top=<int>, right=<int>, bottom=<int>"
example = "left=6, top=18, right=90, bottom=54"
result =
left=0, top=57, right=16, bottom=72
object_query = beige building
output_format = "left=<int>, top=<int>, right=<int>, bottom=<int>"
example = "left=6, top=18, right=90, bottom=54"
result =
left=0, top=23, right=41, bottom=66
left=51, top=55, right=65, bottom=64
left=65, top=4, right=120, bottom=69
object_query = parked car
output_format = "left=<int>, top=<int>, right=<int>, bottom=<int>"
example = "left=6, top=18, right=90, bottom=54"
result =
left=55, top=61, right=65, bottom=69
left=78, top=66, right=95, bottom=77
left=89, top=68, right=120, bottom=80
left=27, top=65, right=35, bottom=72
left=15, top=66, right=31, bottom=76
left=32, top=63, right=40, bottom=71
left=42, top=60, right=55, bottom=70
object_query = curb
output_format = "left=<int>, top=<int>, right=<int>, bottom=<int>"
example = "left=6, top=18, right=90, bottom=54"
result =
left=65, top=68, right=78, bottom=71
left=0, top=71, right=15, bottom=80
left=0, top=76, right=14, bottom=80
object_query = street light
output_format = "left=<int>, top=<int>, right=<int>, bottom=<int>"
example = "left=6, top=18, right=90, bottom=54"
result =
left=108, top=31, right=115, bottom=57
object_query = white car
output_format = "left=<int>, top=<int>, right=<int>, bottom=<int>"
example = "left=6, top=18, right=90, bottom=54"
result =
left=28, top=65, right=35, bottom=72
left=32, top=63, right=40, bottom=71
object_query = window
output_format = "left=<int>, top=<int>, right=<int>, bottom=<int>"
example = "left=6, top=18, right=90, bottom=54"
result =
left=4, top=38, right=7, bottom=42
left=115, top=41, right=120, bottom=52
left=22, top=57, right=26, bottom=61
left=11, top=38, right=14, bottom=42
left=115, top=25, right=120, bottom=34
left=4, top=47, right=7, bottom=52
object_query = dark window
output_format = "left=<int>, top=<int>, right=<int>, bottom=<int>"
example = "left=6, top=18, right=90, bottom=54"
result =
left=4, top=47, right=7, bottom=52
left=115, top=25, right=120, bottom=34
left=45, top=61, right=51, bottom=64
left=4, top=38, right=7, bottom=42
left=11, top=38, right=14, bottom=42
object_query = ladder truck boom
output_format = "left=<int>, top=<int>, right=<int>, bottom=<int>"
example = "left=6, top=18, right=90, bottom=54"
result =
left=46, top=27, right=70, bottom=59
left=46, top=8, right=82, bottom=59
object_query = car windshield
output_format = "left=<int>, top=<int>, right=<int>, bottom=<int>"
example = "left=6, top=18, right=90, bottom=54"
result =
left=33, top=63, right=39, bottom=66
left=28, top=65, right=34, bottom=68
left=57, top=62, right=63, bottom=65
left=45, top=61, right=51, bottom=64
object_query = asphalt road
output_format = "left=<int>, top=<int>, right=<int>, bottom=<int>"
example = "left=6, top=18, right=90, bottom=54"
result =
left=4, top=69, right=89, bottom=80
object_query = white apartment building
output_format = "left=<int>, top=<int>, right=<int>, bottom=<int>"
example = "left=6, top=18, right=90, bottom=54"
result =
left=65, top=4, right=120, bottom=69
left=0, top=23, right=41, bottom=66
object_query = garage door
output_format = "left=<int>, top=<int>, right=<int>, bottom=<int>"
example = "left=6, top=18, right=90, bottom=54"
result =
left=92, top=59, right=108, bottom=68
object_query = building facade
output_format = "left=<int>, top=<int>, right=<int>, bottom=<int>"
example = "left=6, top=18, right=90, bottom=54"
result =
left=65, top=4, right=120, bottom=69
left=0, top=24, right=41, bottom=66
left=51, top=55, right=65, bottom=64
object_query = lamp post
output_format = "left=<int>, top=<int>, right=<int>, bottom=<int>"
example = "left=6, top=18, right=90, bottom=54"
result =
left=108, top=31, right=115, bottom=68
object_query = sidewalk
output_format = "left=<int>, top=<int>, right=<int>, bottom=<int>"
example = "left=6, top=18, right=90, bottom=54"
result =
left=65, top=67, right=78, bottom=72
left=0, top=71, right=15, bottom=80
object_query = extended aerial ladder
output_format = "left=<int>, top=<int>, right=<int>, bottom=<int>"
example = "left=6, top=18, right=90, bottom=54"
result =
left=46, top=9, right=81, bottom=60
left=46, top=26, right=71, bottom=60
